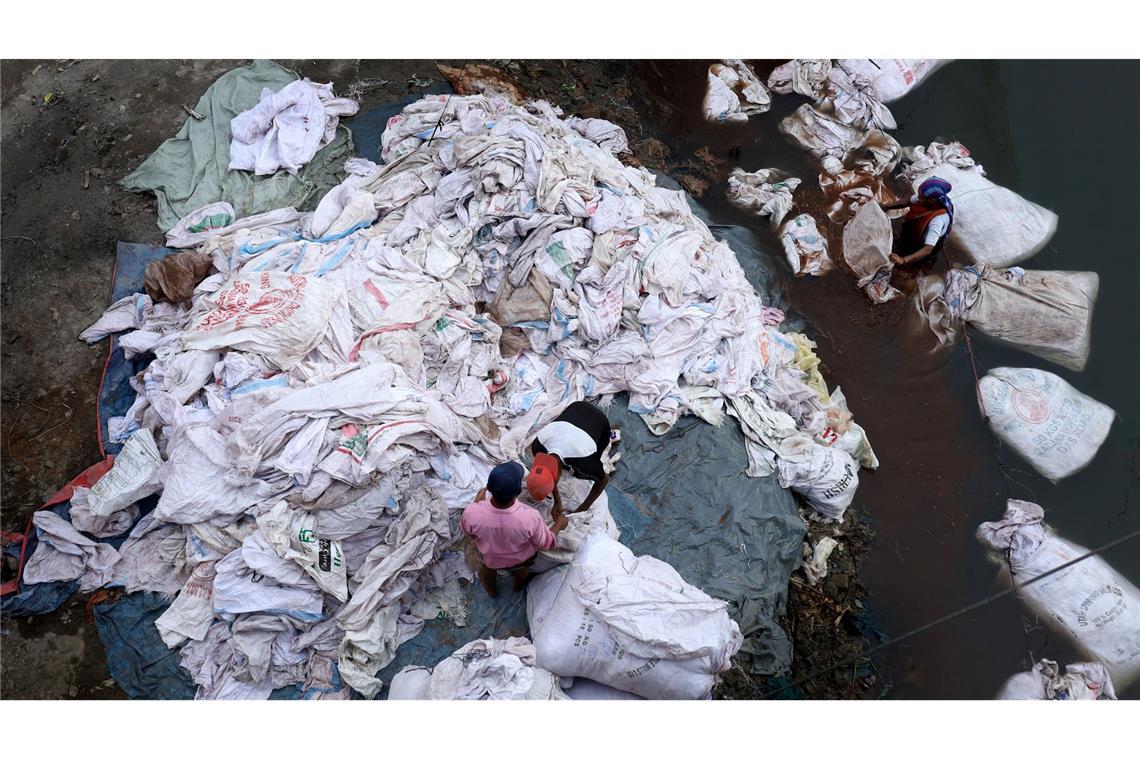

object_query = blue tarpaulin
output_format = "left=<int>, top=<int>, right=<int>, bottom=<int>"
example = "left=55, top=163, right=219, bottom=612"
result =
left=93, top=592, right=196, bottom=699
left=98, top=242, right=176, bottom=456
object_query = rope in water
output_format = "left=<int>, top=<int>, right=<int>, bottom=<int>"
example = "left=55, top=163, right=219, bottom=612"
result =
left=760, top=525, right=1140, bottom=698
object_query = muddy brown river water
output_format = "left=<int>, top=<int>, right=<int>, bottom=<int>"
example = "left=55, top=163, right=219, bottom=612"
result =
left=639, top=59, right=1140, bottom=698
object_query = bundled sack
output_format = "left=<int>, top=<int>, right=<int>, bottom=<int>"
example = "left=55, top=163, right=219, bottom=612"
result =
left=834, top=59, right=948, bottom=103
left=842, top=200, right=899, bottom=303
left=978, top=367, right=1114, bottom=481
left=528, top=532, right=742, bottom=700
left=977, top=500, right=1140, bottom=688
left=726, top=168, right=801, bottom=227
left=916, top=265, right=1098, bottom=372
left=996, top=659, right=1116, bottom=700
left=703, top=60, right=771, bottom=123
left=779, top=104, right=899, bottom=176
left=387, top=637, right=566, bottom=700
left=769, top=59, right=896, bottom=131
left=562, top=678, right=644, bottom=700
left=777, top=442, right=860, bottom=521
left=898, top=142, right=1058, bottom=267
left=779, top=214, right=833, bottom=276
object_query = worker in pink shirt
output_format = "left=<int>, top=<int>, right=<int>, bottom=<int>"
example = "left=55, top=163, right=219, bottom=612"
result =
left=460, top=462, right=569, bottom=598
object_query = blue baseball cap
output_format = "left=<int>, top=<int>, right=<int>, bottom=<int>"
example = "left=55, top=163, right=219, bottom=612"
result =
left=487, top=462, right=525, bottom=503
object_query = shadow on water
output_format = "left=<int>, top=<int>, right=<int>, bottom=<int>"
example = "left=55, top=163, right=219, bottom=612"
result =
left=633, top=59, right=1140, bottom=698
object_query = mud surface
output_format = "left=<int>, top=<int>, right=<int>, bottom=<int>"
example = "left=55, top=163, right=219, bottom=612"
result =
left=3, top=59, right=1136, bottom=700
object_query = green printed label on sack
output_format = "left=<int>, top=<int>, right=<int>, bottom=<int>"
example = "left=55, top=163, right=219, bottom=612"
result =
left=340, top=429, right=369, bottom=458
left=188, top=212, right=233, bottom=233
left=298, top=528, right=315, bottom=544
left=545, top=240, right=574, bottom=279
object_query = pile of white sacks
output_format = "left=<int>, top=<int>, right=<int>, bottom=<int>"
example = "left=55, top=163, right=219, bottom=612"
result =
left=56, top=93, right=877, bottom=699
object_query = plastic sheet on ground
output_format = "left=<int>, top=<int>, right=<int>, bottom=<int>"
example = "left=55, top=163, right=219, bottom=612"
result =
left=93, top=592, right=197, bottom=700
left=121, top=59, right=354, bottom=231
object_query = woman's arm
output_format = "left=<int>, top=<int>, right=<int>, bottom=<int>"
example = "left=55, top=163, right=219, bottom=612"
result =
left=890, top=244, right=935, bottom=266
left=575, top=473, right=610, bottom=514
left=879, top=199, right=912, bottom=211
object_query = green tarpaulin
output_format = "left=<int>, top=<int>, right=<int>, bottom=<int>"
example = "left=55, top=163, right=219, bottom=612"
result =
left=122, top=59, right=353, bottom=231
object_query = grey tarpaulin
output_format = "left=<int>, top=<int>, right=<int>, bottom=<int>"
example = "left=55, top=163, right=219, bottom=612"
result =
left=373, top=176, right=806, bottom=692
left=121, top=59, right=354, bottom=231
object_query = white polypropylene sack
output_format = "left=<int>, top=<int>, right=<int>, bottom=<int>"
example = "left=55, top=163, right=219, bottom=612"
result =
left=22, top=511, right=121, bottom=592
left=996, top=659, right=1116, bottom=700
left=842, top=200, right=898, bottom=303
left=835, top=59, right=948, bottom=102
left=563, top=677, right=644, bottom=700
left=181, top=272, right=342, bottom=370
left=726, top=168, right=801, bottom=228
left=779, top=214, right=832, bottom=276
left=703, top=60, right=771, bottom=123
left=256, top=501, right=349, bottom=602
left=229, top=78, right=359, bottom=176
left=387, top=637, right=566, bottom=700
left=777, top=443, right=859, bottom=521
left=899, top=147, right=1058, bottom=268
left=967, top=269, right=1098, bottom=372
left=86, top=428, right=162, bottom=517
left=978, top=367, right=1114, bottom=481
left=977, top=500, right=1140, bottom=688
left=528, top=532, right=742, bottom=700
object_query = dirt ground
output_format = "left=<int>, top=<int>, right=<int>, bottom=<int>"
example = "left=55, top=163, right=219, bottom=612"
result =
left=0, top=59, right=873, bottom=699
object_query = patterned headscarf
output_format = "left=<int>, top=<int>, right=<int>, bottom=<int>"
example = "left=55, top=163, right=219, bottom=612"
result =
left=918, top=176, right=954, bottom=236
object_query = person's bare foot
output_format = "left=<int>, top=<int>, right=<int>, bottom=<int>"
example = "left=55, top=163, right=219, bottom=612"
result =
left=479, top=565, right=498, bottom=598
left=511, top=568, right=532, bottom=593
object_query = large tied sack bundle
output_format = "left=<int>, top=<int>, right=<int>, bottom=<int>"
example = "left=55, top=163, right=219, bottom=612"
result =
left=898, top=142, right=1058, bottom=268
left=916, top=265, right=1099, bottom=371
left=528, top=532, right=743, bottom=699
left=996, top=659, right=1115, bottom=700
left=842, top=200, right=899, bottom=303
left=835, top=59, right=948, bottom=102
left=977, top=500, right=1140, bottom=688
left=387, top=637, right=566, bottom=700
left=978, top=367, right=1114, bottom=481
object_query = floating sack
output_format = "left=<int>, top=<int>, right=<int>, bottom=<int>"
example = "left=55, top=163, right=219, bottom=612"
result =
left=977, top=500, right=1140, bottom=688
left=977, top=367, right=1113, bottom=481
left=898, top=142, right=1058, bottom=268
left=996, top=659, right=1115, bottom=700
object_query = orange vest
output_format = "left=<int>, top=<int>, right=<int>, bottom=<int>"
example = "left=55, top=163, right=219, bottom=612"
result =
left=902, top=203, right=949, bottom=254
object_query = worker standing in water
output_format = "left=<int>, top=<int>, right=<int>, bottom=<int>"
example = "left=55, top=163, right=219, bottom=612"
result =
left=526, top=400, right=616, bottom=514
left=881, top=176, right=955, bottom=268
